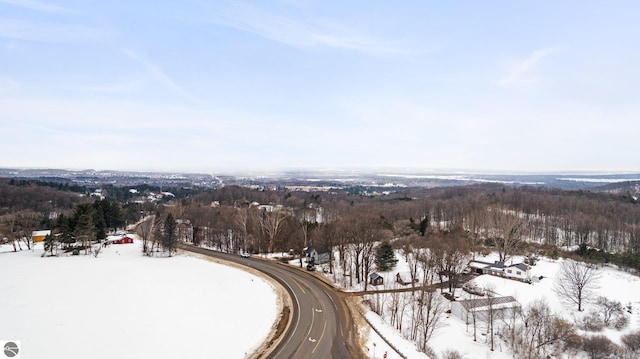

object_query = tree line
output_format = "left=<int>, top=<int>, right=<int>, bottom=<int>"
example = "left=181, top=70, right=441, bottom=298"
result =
left=4, top=180, right=640, bottom=272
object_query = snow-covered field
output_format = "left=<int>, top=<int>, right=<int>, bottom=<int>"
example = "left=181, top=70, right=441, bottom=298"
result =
left=0, top=240, right=278, bottom=359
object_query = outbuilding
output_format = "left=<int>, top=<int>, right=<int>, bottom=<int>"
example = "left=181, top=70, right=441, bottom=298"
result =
left=451, top=296, right=521, bottom=324
left=32, top=230, right=52, bottom=243
left=369, top=272, right=384, bottom=286
left=106, top=235, right=134, bottom=245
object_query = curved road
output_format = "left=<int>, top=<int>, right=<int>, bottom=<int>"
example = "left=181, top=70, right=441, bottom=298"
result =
left=179, top=243, right=358, bottom=359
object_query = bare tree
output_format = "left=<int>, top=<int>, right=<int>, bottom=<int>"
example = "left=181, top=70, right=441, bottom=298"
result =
left=583, top=335, right=614, bottom=359
left=389, top=285, right=403, bottom=329
left=136, top=218, right=154, bottom=254
left=504, top=299, right=580, bottom=359
left=466, top=207, right=488, bottom=259
left=621, top=330, right=640, bottom=352
left=491, top=208, right=524, bottom=263
left=484, top=284, right=498, bottom=351
left=362, top=240, right=377, bottom=291
left=259, top=207, right=288, bottom=253
left=149, top=212, right=166, bottom=256
left=343, top=213, right=382, bottom=288
left=319, top=221, right=337, bottom=275
left=1, top=210, right=40, bottom=251
left=417, top=247, right=438, bottom=287
left=595, top=296, right=626, bottom=329
left=554, top=260, right=600, bottom=312
left=402, top=238, right=423, bottom=289
left=416, top=289, right=446, bottom=352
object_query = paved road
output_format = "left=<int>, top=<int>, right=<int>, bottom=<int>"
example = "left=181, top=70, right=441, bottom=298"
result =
left=178, top=244, right=357, bottom=359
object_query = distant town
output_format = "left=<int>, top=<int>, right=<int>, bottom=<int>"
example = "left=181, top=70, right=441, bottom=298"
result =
left=2, top=167, right=639, bottom=193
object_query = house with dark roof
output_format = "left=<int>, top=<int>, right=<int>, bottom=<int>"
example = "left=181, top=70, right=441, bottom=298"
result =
left=303, top=246, right=330, bottom=265
left=467, top=260, right=531, bottom=282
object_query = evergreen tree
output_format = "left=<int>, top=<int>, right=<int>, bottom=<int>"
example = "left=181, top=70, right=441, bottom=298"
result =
left=375, top=241, right=398, bottom=271
left=162, top=213, right=177, bottom=256
left=74, top=213, right=96, bottom=255
left=93, top=205, right=107, bottom=240
left=93, top=198, right=124, bottom=234
left=55, top=214, right=73, bottom=249
left=419, top=215, right=430, bottom=236
left=43, top=233, right=58, bottom=256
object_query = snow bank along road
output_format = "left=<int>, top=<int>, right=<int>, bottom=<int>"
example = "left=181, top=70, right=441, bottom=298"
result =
left=179, top=243, right=359, bottom=359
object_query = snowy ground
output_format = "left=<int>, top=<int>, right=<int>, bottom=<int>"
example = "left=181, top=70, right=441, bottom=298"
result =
left=0, top=239, right=278, bottom=359
left=301, top=250, right=640, bottom=359
left=24, top=240, right=632, bottom=359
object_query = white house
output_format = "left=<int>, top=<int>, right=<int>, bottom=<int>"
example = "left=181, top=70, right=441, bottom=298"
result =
left=303, top=247, right=330, bottom=264
left=467, top=260, right=531, bottom=282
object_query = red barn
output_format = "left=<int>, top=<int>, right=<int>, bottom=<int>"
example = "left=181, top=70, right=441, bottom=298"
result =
left=110, top=235, right=134, bottom=244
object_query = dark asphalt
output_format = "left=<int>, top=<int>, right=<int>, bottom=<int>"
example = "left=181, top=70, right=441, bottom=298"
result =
left=178, top=243, right=355, bottom=359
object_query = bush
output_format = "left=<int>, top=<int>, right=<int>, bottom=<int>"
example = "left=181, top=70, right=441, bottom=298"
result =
left=614, top=314, right=629, bottom=330
left=595, top=296, right=628, bottom=330
left=581, top=310, right=604, bottom=332
left=441, top=349, right=464, bottom=359
left=422, top=345, right=437, bottom=358
left=612, top=344, right=637, bottom=359
left=583, top=335, right=614, bottom=359
left=621, top=330, right=640, bottom=352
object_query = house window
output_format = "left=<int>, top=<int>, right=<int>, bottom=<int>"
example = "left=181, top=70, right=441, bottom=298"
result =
left=507, top=269, right=512, bottom=273
left=516, top=271, right=521, bottom=275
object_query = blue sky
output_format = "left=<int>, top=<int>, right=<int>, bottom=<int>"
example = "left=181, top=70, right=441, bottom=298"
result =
left=1, top=0, right=639, bottom=173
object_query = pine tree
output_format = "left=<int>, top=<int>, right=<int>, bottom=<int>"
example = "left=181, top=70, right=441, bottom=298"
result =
left=74, top=213, right=96, bottom=255
left=56, top=214, right=73, bottom=249
left=419, top=215, right=429, bottom=236
left=162, top=213, right=177, bottom=256
left=43, top=233, right=57, bottom=256
left=375, top=241, right=398, bottom=271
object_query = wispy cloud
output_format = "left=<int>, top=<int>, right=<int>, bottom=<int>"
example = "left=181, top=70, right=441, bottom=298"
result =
left=0, top=0, right=77, bottom=14
left=498, top=48, right=555, bottom=87
left=205, top=2, right=409, bottom=56
left=123, top=49, right=200, bottom=104
left=0, top=18, right=111, bottom=42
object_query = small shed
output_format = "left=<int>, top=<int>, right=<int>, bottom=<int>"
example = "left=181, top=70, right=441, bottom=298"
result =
left=369, top=272, right=384, bottom=286
left=32, top=230, right=52, bottom=242
left=107, top=235, right=134, bottom=245
left=395, top=272, right=418, bottom=286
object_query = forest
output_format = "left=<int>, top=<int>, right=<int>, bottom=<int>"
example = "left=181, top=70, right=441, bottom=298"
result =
left=2, top=178, right=640, bottom=271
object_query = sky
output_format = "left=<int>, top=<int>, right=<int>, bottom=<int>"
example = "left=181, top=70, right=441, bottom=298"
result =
left=1, top=0, right=639, bottom=174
